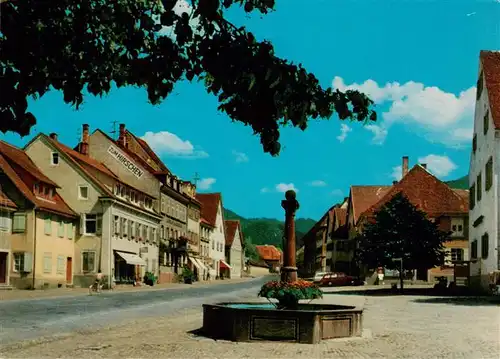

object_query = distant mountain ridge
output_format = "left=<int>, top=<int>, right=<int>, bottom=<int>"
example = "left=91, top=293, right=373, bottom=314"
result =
left=223, top=208, right=316, bottom=249
left=445, top=175, right=468, bottom=190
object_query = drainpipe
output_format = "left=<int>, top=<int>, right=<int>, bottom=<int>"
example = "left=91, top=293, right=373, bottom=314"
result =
left=108, top=200, right=116, bottom=290
left=31, top=208, right=37, bottom=290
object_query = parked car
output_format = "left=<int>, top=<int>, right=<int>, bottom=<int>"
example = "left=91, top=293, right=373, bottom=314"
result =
left=318, top=272, right=362, bottom=287
left=313, top=272, right=329, bottom=283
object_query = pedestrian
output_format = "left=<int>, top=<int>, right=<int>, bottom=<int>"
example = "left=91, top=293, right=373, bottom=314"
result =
left=377, top=267, right=384, bottom=285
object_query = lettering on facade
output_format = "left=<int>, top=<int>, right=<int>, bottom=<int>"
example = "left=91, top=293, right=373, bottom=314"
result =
left=108, top=145, right=144, bottom=178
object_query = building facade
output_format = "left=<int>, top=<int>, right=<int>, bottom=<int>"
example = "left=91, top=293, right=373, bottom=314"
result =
left=468, top=51, right=500, bottom=291
left=25, top=128, right=161, bottom=288
left=200, top=218, right=214, bottom=277
left=224, top=220, right=244, bottom=278
left=0, top=141, right=78, bottom=289
left=196, top=193, right=227, bottom=278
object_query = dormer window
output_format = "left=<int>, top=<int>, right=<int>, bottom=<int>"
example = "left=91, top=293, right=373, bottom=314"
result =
left=131, top=191, right=136, bottom=203
left=44, top=186, right=50, bottom=197
left=51, top=152, right=59, bottom=166
left=114, top=184, right=121, bottom=196
left=120, top=187, right=126, bottom=198
left=34, top=183, right=40, bottom=194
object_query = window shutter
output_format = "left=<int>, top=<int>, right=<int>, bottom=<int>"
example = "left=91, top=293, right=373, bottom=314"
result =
left=96, top=214, right=102, bottom=235
left=67, top=222, right=73, bottom=239
left=44, top=216, right=52, bottom=235
left=79, top=214, right=85, bottom=235
left=23, top=252, right=33, bottom=272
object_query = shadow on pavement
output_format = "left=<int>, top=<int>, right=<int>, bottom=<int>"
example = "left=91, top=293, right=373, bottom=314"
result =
left=323, top=287, right=484, bottom=297
left=411, top=296, right=500, bottom=306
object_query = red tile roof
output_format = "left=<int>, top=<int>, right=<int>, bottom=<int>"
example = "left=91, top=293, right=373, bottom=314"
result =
left=196, top=193, right=222, bottom=227
left=0, top=185, right=17, bottom=209
left=255, top=245, right=282, bottom=261
left=363, top=165, right=468, bottom=218
left=350, top=185, right=392, bottom=223
left=480, top=51, right=500, bottom=129
left=129, top=132, right=170, bottom=173
left=0, top=142, right=76, bottom=218
left=225, top=220, right=243, bottom=247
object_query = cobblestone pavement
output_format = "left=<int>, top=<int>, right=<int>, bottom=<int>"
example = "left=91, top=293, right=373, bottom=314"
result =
left=1, top=289, right=499, bottom=359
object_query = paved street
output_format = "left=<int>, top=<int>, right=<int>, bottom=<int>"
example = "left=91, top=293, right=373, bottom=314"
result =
left=1, top=286, right=499, bottom=359
left=0, top=276, right=272, bottom=345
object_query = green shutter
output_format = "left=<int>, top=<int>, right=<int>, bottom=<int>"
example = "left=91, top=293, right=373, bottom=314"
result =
left=12, top=213, right=26, bottom=233
left=67, top=222, right=73, bottom=239
left=44, top=216, right=52, bottom=235
left=57, top=220, right=65, bottom=237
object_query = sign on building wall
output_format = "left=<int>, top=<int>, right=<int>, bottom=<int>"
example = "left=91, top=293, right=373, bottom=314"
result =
left=108, top=145, right=144, bottom=178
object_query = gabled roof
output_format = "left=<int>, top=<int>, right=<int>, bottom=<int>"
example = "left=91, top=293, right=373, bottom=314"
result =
left=331, top=207, right=348, bottom=238
left=363, top=165, right=468, bottom=218
left=349, top=185, right=392, bottom=223
left=480, top=50, right=500, bottom=129
left=225, top=219, right=243, bottom=247
left=0, top=141, right=76, bottom=218
left=0, top=185, right=17, bottom=209
left=196, top=193, right=222, bottom=227
left=125, top=131, right=170, bottom=173
left=255, top=245, right=282, bottom=261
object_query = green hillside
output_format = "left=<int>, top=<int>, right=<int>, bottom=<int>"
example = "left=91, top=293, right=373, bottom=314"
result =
left=223, top=208, right=316, bottom=252
left=445, top=175, right=468, bottom=190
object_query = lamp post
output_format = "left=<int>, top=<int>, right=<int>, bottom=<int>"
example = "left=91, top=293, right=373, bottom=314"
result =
left=392, top=257, right=403, bottom=293
left=281, top=190, right=300, bottom=283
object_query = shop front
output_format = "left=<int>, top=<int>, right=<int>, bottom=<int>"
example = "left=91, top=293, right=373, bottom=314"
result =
left=114, top=250, right=146, bottom=284
left=219, top=260, right=232, bottom=279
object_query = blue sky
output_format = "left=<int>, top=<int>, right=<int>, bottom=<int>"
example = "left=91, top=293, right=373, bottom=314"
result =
left=2, top=0, right=499, bottom=220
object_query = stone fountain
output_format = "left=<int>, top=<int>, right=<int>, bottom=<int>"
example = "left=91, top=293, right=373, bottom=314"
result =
left=202, top=190, right=363, bottom=344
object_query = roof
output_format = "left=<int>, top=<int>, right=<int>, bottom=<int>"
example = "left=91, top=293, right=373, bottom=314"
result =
left=200, top=217, right=214, bottom=227
left=480, top=51, right=500, bottom=129
left=350, top=185, right=392, bottom=223
left=0, top=185, right=17, bottom=209
left=0, top=141, right=58, bottom=187
left=332, top=207, right=348, bottom=238
left=255, top=245, right=282, bottom=261
left=128, top=132, right=170, bottom=173
left=452, top=189, right=469, bottom=207
left=196, top=193, right=222, bottom=227
left=0, top=142, right=76, bottom=218
left=363, top=165, right=468, bottom=218
left=224, top=220, right=243, bottom=247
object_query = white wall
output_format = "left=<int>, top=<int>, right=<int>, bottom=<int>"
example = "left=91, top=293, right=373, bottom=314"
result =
left=469, top=65, right=500, bottom=283
left=229, top=228, right=242, bottom=278
left=208, top=201, right=225, bottom=276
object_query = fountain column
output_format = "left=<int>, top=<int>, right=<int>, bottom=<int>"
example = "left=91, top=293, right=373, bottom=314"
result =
left=281, top=190, right=300, bottom=283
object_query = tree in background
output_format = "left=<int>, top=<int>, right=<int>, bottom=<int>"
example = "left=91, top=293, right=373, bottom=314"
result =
left=0, top=0, right=376, bottom=155
left=244, top=236, right=260, bottom=261
left=355, top=192, right=448, bottom=292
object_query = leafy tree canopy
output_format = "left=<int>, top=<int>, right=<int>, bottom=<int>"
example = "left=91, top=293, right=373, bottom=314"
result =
left=355, top=192, right=449, bottom=271
left=0, top=0, right=376, bottom=155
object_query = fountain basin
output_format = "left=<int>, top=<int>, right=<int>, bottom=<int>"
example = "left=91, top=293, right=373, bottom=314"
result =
left=202, top=302, right=363, bottom=344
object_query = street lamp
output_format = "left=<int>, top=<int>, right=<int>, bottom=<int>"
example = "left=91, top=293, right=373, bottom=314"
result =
left=392, top=257, right=403, bottom=292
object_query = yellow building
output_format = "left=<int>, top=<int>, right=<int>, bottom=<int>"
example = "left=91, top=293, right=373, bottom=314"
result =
left=0, top=141, right=77, bottom=289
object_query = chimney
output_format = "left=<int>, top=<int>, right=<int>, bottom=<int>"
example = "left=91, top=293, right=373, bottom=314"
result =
left=49, top=133, right=58, bottom=141
left=118, top=123, right=126, bottom=147
left=80, top=124, right=90, bottom=156
left=402, top=156, right=409, bottom=178
left=421, top=163, right=427, bottom=170
left=392, top=181, right=398, bottom=185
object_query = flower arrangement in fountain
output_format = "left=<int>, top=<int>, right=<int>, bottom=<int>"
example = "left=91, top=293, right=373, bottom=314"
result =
left=258, top=280, right=323, bottom=309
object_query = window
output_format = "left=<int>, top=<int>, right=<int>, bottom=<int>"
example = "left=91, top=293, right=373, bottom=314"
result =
left=83, top=214, right=97, bottom=235
left=450, top=248, right=464, bottom=262
left=471, top=240, right=478, bottom=259
left=152, top=228, right=156, bottom=243
left=12, top=212, right=26, bottom=233
left=67, top=222, right=73, bottom=239
left=131, top=191, right=136, bottom=203
left=136, top=223, right=142, bottom=239
left=469, top=184, right=476, bottom=210
left=452, top=225, right=457, bottom=231
left=161, top=225, right=164, bottom=239
left=44, top=215, right=52, bottom=235
left=486, top=156, right=493, bottom=191
left=472, top=134, right=477, bottom=153
left=43, top=252, right=52, bottom=274
left=114, top=215, right=120, bottom=235
left=212, top=240, right=214, bottom=250
left=78, top=185, right=89, bottom=200
left=34, top=183, right=40, bottom=194
left=142, top=225, right=147, bottom=240
left=114, top=184, right=120, bottom=196
left=44, top=186, right=50, bottom=197
left=484, top=110, right=490, bottom=135
left=57, top=220, right=64, bottom=237
left=458, top=225, right=463, bottom=232
left=121, top=218, right=127, bottom=237
left=51, top=152, right=59, bottom=165
left=481, top=233, right=489, bottom=259
left=129, top=221, right=134, bottom=238
left=13, top=253, right=24, bottom=272
left=476, top=72, right=483, bottom=100
left=0, top=214, right=10, bottom=232
left=57, top=255, right=65, bottom=274
left=161, top=198, right=165, bottom=213
left=477, top=173, right=482, bottom=202
left=120, top=187, right=126, bottom=198
left=82, top=251, right=96, bottom=272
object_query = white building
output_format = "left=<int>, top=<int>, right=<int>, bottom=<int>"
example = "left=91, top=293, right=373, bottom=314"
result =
left=224, top=220, right=244, bottom=278
left=468, top=50, right=500, bottom=291
left=195, top=193, right=228, bottom=278
left=25, top=128, right=161, bottom=288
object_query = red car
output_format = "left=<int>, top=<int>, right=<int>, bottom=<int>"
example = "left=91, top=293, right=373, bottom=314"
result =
left=318, top=272, right=358, bottom=287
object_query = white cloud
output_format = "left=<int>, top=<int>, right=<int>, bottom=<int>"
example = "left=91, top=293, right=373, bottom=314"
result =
left=157, top=0, right=201, bottom=38
left=232, top=150, right=249, bottom=163
left=390, top=154, right=457, bottom=181
left=276, top=183, right=299, bottom=193
left=332, top=76, right=475, bottom=147
left=330, top=189, right=343, bottom=197
left=336, top=124, right=352, bottom=142
left=197, top=178, right=216, bottom=190
left=417, top=154, right=457, bottom=177
left=141, top=131, right=208, bottom=158
left=308, top=180, right=327, bottom=187
left=260, top=187, right=270, bottom=193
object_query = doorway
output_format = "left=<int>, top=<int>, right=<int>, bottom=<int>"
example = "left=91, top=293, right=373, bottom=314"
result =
left=0, top=252, right=7, bottom=284
left=66, top=257, right=72, bottom=284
